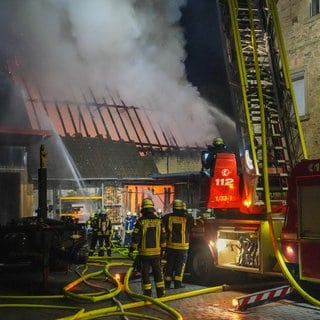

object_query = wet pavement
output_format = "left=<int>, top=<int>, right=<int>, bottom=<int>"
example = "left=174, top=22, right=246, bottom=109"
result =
left=1, top=253, right=320, bottom=320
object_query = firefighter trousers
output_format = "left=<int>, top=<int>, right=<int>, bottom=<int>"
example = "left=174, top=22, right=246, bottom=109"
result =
left=89, top=233, right=111, bottom=256
left=164, top=248, right=188, bottom=289
left=140, top=256, right=165, bottom=298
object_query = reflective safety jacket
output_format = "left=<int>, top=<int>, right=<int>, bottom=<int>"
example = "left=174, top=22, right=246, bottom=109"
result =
left=130, top=212, right=166, bottom=256
left=162, top=211, right=194, bottom=250
left=124, top=215, right=136, bottom=233
left=89, top=213, right=112, bottom=236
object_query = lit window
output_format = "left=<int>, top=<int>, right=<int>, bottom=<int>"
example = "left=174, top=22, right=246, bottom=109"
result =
left=292, top=71, right=306, bottom=117
left=310, top=0, right=320, bottom=17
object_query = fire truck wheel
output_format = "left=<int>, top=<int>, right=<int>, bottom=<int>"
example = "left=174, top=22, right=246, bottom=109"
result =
left=189, top=245, right=215, bottom=285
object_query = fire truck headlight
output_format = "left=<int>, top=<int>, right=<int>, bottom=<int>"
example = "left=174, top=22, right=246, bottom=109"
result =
left=216, top=239, right=227, bottom=252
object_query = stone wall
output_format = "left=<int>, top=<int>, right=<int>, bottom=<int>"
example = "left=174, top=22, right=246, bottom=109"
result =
left=153, top=149, right=201, bottom=174
left=278, top=0, right=320, bottom=159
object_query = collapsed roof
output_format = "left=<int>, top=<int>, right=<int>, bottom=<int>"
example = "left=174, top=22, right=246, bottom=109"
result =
left=1, top=70, right=202, bottom=181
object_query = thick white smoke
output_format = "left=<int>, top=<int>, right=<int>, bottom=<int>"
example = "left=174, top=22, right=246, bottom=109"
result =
left=1, top=0, right=235, bottom=147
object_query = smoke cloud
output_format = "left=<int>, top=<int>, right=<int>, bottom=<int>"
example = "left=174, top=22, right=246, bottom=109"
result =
left=0, top=0, right=235, bottom=147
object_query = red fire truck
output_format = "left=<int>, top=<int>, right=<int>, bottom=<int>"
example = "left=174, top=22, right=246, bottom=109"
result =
left=155, top=0, right=320, bottom=292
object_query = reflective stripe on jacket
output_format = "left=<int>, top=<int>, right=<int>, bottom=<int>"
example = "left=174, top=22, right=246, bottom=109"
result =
left=163, top=212, right=194, bottom=250
left=131, top=215, right=166, bottom=256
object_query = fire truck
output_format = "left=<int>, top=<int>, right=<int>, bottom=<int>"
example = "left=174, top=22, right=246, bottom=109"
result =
left=156, top=0, right=320, bottom=290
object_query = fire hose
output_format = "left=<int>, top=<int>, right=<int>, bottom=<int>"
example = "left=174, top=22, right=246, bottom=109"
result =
left=0, top=254, right=225, bottom=320
left=266, top=210, right=320, bottom=307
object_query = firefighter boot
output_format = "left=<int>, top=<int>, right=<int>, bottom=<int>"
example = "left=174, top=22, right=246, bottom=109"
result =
left=98, top=248, right=104, bottom=256
left=107, top=248, right=112, bottom=257
left=164, top=275, right=172, bottom=289
left=156, top=287, right=165, bottom=298
left=143, top=283, right=152, bottom=297
left=143, top=289, right=152, bottom=297
left=174, top=280, right=185, bottom=289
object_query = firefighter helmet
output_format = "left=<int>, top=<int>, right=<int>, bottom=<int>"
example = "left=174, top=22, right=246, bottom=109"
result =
left=213, top=137, right=224, bottom=146
left=173, top=199, right=185, bottom=210
left=141, top=198, right=155, bottom=209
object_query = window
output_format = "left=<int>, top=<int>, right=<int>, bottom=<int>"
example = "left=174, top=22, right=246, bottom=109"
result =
left=298, top=183, right=320, bottom=238
left=310, top=0, right=320, bottom=17
left=292, top=71, right=306, bottom=117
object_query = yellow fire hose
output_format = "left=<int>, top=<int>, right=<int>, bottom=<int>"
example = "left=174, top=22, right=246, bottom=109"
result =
left=63, top=261, right=128, bottom=302
left=0, top=254, right=225, bottom=320
left=59, top=263, right=225, bottom=320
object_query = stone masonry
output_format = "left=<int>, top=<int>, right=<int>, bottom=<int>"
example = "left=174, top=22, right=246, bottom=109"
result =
left=278, top=0, right=320, bottom=159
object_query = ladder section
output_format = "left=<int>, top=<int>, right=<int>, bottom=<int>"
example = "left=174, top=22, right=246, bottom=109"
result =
left=237, top=0, right=289, bottom=198
left=217, top=0, right=306, bottom=209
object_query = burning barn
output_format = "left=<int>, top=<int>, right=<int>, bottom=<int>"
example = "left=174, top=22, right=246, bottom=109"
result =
left=0, top=68, right=204, bottom=226
left=0, top=0, right=236, bottom=227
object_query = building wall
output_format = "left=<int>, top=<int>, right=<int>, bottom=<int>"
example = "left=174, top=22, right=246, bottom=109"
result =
left=153, top=150, right=201, bottom=174
left=278, top=0, right=320, bottom=159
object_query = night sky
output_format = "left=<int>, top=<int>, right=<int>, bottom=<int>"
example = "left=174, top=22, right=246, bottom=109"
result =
left=181, top=0, right=233, bottom=118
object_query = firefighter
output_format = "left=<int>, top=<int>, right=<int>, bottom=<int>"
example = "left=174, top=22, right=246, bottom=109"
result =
left=123, top=211, right=136, bottom=247
left=162, top=199, right=194, bottom=289
left=128, top=198, right=166, bottom=298
left=112, top=225, right=122, bottom=247
left=156, top=208, right=163, bottom=218
left=88, top=210, right=112, bottom=256
left=87, top=212, right=99, bottom=256
left=98, top=210, right=113, bottom=256
left=201, top=137, right=228, bottom=176
left=86, top=213, right=94, bottom=251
